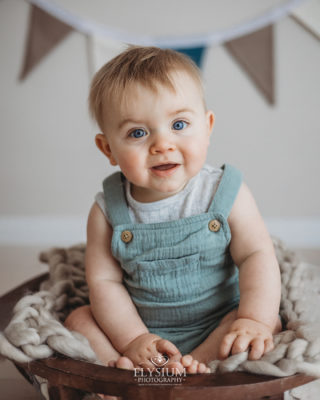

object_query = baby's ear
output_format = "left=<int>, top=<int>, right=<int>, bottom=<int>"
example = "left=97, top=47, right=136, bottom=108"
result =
left=206, top=110, right=215, bottom=135
left=95, top=134, right=118, bottom=166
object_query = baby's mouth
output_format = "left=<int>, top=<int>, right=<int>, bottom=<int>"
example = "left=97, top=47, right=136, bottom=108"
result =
left=152, top=163, right=179, bottom=171
left=150, top=163, right=180, bottom=176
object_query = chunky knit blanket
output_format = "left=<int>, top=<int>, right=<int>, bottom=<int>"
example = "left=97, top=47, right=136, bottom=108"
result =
left=1, top=238, right=320, bottom=378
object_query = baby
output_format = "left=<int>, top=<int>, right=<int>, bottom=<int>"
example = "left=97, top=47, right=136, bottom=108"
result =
left=65, top=46, right=282, bottom=375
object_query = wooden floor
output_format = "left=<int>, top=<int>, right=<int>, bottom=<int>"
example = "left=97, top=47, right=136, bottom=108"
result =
left=0, top=245, right=319, bottom=400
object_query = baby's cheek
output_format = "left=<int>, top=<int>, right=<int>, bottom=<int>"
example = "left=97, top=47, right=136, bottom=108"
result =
left=184, top=151, right=207, bottom=177
left=118, top=154, right=142, bottom=178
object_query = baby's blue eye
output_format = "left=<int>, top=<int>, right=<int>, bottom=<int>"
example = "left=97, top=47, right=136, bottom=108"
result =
left=129, top=129, right=147, bottom=138
left=173, top=120, right=187, bottom=130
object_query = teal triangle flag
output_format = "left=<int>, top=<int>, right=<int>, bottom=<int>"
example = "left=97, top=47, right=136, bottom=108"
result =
left=173, top=46, right=206, bottom=69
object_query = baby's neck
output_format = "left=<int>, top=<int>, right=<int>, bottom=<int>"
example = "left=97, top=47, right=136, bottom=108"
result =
left=130, top=182, right=189, bottom=203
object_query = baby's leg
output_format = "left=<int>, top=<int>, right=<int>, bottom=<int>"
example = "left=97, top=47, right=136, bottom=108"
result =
left=65, top=306, right=134, bottom=400
left=165, top=311, right=238, bottom=374
left=190, top=309, right=239, bottom=365
left=65, top=305, right=132, bottom=369
left=65, top=307, right=209, bottom=376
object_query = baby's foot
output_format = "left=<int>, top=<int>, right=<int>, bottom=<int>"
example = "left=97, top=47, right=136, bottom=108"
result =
left=164, top=353, right=210, bottom=375
left=161, top=351, right=185, bottom=375
left=108, top=356, right=135, bottom=370
left=181, top=354, right=211, bottom=374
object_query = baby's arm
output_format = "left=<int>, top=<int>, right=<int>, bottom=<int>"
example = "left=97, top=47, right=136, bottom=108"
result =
left=219, top=183, right=281, bottom=361
left=86, top=203, right=180, bottom=367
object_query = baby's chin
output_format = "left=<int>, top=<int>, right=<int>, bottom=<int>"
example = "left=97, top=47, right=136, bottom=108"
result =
left=129, top=177, right=186, bottom=202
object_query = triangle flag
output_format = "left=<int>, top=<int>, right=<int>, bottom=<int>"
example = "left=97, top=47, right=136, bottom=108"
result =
left=291, top=0, right=320, bottom=41
left=19, top=5, right=73, bottom=80
left=224, top=25, right=275, bottom=104
left=173, top=46, right=207, bottom=69
left=87, top=35, right=127, bottom=77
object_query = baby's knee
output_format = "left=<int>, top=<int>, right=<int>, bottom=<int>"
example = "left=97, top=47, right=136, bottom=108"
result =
left=64, top=305, right=92, bottom=331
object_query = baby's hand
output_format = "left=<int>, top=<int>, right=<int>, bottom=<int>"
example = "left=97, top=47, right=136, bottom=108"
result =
left=219, top=318, right=274, bottom=361
left=122, top=333, right=181, bottom=370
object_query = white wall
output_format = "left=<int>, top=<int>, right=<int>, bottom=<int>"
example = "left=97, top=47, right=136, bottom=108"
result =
left=0, top=1, right=319, bottom=247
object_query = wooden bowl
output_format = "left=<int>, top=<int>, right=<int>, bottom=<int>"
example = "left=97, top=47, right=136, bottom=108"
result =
left=0, top=274, right=315, bottom=399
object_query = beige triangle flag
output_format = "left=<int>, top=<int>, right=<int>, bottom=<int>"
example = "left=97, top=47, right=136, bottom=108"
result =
left=224, top=25, right=274, bottom=104
left=19, top=5, right=73, bottom=80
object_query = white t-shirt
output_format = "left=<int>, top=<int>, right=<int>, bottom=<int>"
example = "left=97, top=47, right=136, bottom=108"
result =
left=95, top=164, right=223, bottom=224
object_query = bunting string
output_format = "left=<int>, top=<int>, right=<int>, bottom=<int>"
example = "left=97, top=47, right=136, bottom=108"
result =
left=26, top=0, right=308, bottom=48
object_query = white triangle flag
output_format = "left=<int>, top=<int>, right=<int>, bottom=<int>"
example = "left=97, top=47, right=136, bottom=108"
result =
left=291, top=0, right=320, bottom=40
left=87, top=35, right=127, bottom=77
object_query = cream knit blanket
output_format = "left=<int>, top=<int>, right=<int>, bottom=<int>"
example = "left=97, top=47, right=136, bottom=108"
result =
left=1, top=238, right=320, bottom=378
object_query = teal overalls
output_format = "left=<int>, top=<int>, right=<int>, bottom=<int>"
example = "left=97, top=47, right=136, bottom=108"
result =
left=103, top=164, right=242, bottom=354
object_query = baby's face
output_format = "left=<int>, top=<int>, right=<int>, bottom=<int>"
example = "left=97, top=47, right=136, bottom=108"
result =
left=97, top=70, right=214, bottom=202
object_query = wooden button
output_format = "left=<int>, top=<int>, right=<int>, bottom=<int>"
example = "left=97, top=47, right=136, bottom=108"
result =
left=121, top=230, right=133, bottom=243
left=208, top=219, right=221, bottom=232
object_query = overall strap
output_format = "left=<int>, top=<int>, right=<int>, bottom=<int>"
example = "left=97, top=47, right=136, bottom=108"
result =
left=102, top=172, right=132, bottom=226
left=209, top=164, right=242, bottom=218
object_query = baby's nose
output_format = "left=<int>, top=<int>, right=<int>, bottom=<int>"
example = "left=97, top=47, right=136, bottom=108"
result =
left=149, top=133, right=176, bottom=155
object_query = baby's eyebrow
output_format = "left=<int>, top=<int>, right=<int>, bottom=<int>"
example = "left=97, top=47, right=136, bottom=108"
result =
left=169, top=108, right=194, bottom=116
left=118, top=118, right=144, bottom=129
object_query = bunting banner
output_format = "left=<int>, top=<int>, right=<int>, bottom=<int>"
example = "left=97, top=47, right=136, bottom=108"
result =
left=20, top=5, right=73, bottom=80
left=224, top=25, right=275, bottom=104
left=291, top=0, right=320, bottom=40
left=19, top=0, right=317, bottom=105
left=25, top=0, right=308, bottom=48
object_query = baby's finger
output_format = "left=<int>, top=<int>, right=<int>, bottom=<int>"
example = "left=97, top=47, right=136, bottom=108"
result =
left=156, top=339, right=181, bottom=358
left=218, top=332, right=238, bottom=359
left=248, top=338, right=265, bottom=360
left=231, top=335, right=251, bottom=355
left=264, top=338, right=274, bottom=354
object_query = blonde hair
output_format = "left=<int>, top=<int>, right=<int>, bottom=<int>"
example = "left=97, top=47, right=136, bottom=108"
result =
left=88, top=46, right=204, bottom=132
